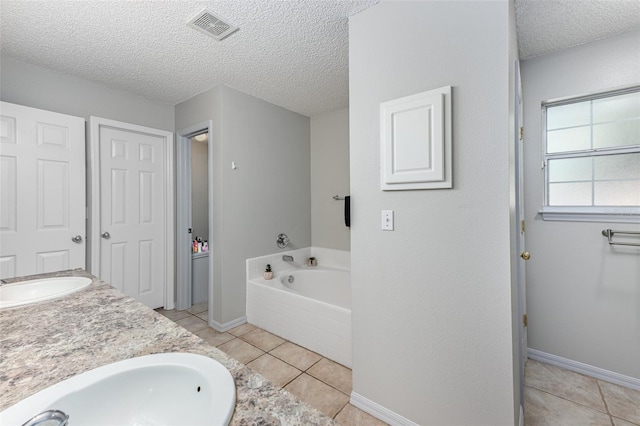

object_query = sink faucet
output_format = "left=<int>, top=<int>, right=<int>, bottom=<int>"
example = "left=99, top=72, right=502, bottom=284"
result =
left=282, top=255, right=294, bottom=262
left=22, top=410, right=69, bottom=426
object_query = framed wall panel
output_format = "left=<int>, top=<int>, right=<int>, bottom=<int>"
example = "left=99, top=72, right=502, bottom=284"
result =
left=381, top=86, right=452, bottom=190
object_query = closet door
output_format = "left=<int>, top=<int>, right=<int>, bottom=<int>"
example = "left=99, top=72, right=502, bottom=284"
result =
left=90, top=117, right=174, bottom=309
left=0, top=102, right=85, bottom=279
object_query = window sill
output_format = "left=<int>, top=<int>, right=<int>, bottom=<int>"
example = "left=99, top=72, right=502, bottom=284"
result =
left=540, top=207, right=640, bottom=223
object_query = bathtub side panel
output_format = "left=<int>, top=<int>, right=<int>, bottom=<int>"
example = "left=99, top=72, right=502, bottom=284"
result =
left=246, top=277, right=352, bottom=367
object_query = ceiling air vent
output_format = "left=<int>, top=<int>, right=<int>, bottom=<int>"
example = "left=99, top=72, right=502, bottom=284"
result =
left=187, top=8, right=238, bottom=41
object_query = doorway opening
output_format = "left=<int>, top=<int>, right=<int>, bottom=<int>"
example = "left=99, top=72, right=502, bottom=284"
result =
left=176, top=122, right=213, bottom=320
left=190, top=132, right=210, bottom=307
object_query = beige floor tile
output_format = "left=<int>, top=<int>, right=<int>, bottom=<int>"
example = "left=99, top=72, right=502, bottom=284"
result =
left=187, top=302, right=208, bottom=314
left=612, top=417, right=639, bottom=426
left=335, top=404, right=389, bottom=426
left=217, top=338, right=264, bottom=364
left=525, top=359, right=606, bottom=412
left=175, top=315, right=208, bottom=333
left=228, top=322, right=257, bottom=337
left=599, top=380, right=640, bottom=424
left=524, top=386, right=612, bottom=426
left=194, top=327, right=235, bottom=347
left=270, top=341, right=322, bottom=371
left=241, top=328, right=285, bottom=352
left=196, top=310, right=208, bottom=321
left=154, top=308, right=192, bottom=321
left=247, top=353, right=302, bottom=388
left=285, top=374, right=349, bottom=419
left=308, top=358, right=352, bottom=395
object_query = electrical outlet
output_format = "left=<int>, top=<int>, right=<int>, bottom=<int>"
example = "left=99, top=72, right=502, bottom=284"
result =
left=381, top=210, right=394, bottom=231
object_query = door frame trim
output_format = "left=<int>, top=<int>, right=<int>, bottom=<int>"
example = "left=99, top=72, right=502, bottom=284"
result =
left=175, top=121, right=212, bottom=311
left=88, top=117, right=175, bottom=309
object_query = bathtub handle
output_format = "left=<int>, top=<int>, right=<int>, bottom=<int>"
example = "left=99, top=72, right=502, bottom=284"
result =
left=276, top=233, right=289, bottom=248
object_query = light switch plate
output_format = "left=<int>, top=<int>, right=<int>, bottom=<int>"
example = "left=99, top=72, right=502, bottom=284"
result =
left=382, top=210, right=394, bottom=231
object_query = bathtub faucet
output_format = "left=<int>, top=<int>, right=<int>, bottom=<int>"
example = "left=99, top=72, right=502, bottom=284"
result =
left=282, top=255, right=294, bottom=262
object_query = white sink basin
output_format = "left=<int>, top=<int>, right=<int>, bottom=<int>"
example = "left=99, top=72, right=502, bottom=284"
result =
left=0, top=276, right=92, bottom=309
left=0, top=353, right=236, bottom=426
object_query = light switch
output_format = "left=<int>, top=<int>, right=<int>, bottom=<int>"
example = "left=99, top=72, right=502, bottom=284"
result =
left=381, top=210, right=394, bottom=231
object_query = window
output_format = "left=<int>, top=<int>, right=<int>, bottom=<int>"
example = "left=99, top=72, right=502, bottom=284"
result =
left=542, top=87, right=640, bottom=222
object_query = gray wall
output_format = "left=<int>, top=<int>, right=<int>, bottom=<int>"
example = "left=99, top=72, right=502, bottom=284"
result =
left=176, top=85, right=311, bottom=324
left=175, top=86, right=224, bottom=319
left=349, top=2, right=517, bottom=424
left=0, top=57, right=174, bottom=131
left=1, top=57, right=176, bottom=275
left=191, top=138, right=209, bottom=241
left=310, top=108, right=350, bottom=250
left=522, top=30, right=640, bottom=379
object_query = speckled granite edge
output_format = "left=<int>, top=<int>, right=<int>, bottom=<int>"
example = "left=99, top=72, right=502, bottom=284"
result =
left=0, top=269, right=335, bottom=426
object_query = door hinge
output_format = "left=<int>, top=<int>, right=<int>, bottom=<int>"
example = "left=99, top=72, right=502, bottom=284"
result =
left=520, top=220, right=525, bottom=234
left=523, top=314, right=528, bottom=328
left=519, top=127, right=524, bottom=141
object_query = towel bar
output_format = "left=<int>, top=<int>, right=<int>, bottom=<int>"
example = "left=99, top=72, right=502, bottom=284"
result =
left=602, top=229, right=640, bottom=247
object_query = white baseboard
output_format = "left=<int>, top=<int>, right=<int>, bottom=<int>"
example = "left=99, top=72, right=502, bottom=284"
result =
left=528, top=348, right=640, bottom=391
left=350, top=392, right=418, bottom=426
left=210, top=315, right=247, bottom=332
left=519, top=404, right=524, bottom=426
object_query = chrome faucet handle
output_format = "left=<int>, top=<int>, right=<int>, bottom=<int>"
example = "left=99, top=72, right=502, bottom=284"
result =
left=22, top=410, right=69, bottom=426
left=276, top=233, right=289, bottom=248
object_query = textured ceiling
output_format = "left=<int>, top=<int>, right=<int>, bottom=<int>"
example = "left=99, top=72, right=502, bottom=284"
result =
left=515, top=0, right=640, bottom=60
left=0, top=0, right=379, bottom=117
left=1, top=1, right=639, bottom=117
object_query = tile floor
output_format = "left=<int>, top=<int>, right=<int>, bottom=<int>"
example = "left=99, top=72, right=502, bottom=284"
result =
left=524, top=359, right=640, bottom=426
left=156, top=302, right=386, bottom=425
left=159, top=303, right=640, bottom=426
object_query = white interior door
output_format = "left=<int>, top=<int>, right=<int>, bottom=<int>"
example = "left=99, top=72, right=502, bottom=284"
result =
left=515, top=60, right=529, bottom=405
left=0, top=102, right=85, bottom=279
left=90, top=117, right=174, bottom=309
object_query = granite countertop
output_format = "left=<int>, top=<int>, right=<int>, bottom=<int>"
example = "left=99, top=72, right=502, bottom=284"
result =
left=0, top=269, right=335, bottom=425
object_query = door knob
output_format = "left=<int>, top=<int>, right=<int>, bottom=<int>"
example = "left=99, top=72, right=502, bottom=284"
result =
left=71, top=235, right=83, bottom=243
left=101, top=232, right=111, bottom=239
left=520, top=251, right=531, bottom=261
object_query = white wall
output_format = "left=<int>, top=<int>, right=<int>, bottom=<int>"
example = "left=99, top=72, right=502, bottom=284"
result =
left=349, top=2, right=517, bottom=424
left=310, top=108, right=350, bottom=250
left=176, top=85, right=311, bottom=325
left=191, top=138, right=209, bottom=240
left=0, top=57, right=174, bottom=131
left=522, top=30, right=640, bottom=379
